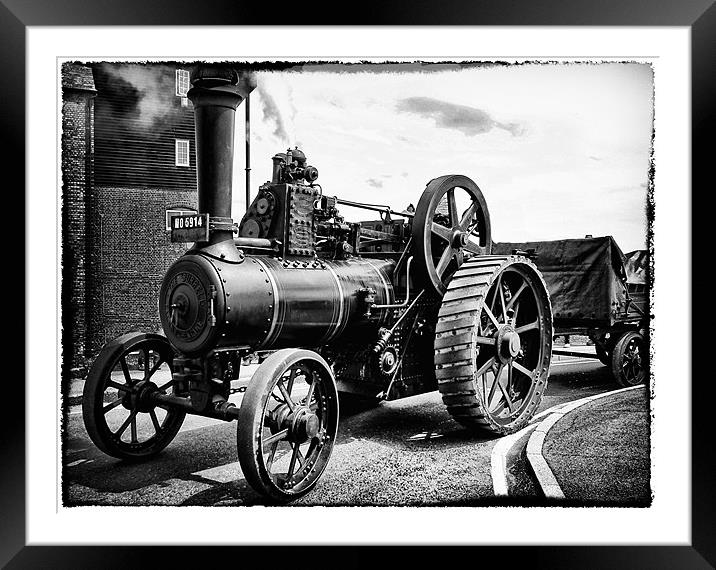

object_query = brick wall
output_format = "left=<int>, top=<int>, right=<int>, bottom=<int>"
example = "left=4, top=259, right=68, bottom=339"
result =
left=62, top=62, right=200, bottom=368
left=87, top=186, right=197, bottom=356
left=61, top=64, right=96, bottom=371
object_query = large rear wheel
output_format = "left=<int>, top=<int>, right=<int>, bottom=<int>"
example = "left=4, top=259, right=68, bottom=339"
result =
left=434, top=256, right=553, bottom=435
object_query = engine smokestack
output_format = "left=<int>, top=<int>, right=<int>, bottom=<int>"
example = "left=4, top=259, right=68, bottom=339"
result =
left=187, top=65, right=245, bottom=247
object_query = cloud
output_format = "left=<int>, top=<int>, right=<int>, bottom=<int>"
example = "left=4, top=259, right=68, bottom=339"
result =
left=366, top=178, right=383, bottom=188
left=396, top=96, right=525, bottom=137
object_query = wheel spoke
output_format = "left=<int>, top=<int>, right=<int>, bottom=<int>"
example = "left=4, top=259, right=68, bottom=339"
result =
left=459, top=201, right=480, bottom=231
left=277, top=381, right=296, bottom=411
left=505, top=281, right=527, bottom=313
left=447, top=188, right=459, bottom=226
left=513, top=361, right=534, bottom=379
left=512, top=300, right=521, bottom=326
left=435, top=245, right=455, bottom=277
left=107, top=380, right=131, bottom=393
left=305, top=375, right=318, bottom=407
left=263, top=428, right=289, bottom=448
left=149, top=409, right=162, bottom=433
left=475, top=335, right=496, bottom=346
left=463, top=240, right=484, bottom=255
left=120, top=357, right=132, bottom=385
left=431, top=222, right=451, bottom=241
left=488, top=364, right=505, bottom=409
left=115, top=410, right=137, bottom=438
left=475, top=356, right=497, bottom=378
left=266, top=441, right=280, bottom=471
left=296, top=446, right=306, bottom=468
left=145, top=357, right=164, bottom=381
left=515, top=320, right=539, bottom=334
left=157, top=379, right=174, bottom=393
left=498, top=277, right=507, bottom=321
left=286, top=367, right=297, bottom=398
left=483, top=304, right=501, bottom=329
left=497, top=371, right=514, bottom=413
left=130, top=415, right=138, bottom=443
left=286, top=442, right=301, bottom=479
left=103, top=397, right=124, bottom=413
left=489, top=276, right=501, bottom=313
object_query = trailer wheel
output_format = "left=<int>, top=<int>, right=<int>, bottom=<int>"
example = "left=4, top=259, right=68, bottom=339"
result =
left=435, top=256, right=553, bottom=435
left=82, top=332, right=186, bottom=461
left=237, top=349, right=339, bottom=502
left=611, top=331, right=647, bottom=387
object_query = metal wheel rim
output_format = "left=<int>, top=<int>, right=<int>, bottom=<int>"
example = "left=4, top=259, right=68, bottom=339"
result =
left=474, top=266, right=550, bottom=426
left=255, top=361, right=338, bottom=496
left=621, top=337, right=645, bottom=385
left=89, top=337, right=185, bottom=455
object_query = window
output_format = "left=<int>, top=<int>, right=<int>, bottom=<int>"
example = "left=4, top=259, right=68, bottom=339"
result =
left=165, top=207, right=197, bottom=231
left=176, top=69, right=190, bottom=97
left=175, top=139, right=190, bottom=167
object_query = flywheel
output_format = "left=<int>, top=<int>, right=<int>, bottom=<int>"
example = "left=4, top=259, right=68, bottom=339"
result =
left=412, top=175, right=492, bottom=296
left=434, top=256, right=553, bottom=434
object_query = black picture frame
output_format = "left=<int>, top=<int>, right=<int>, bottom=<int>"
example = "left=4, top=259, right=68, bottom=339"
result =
left=8, top=1, right=709, bottom=567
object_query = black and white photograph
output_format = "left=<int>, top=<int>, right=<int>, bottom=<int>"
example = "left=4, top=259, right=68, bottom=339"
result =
left=60, top=59, right=653, bottom=508
left=14, top=16, right=703, bottom=561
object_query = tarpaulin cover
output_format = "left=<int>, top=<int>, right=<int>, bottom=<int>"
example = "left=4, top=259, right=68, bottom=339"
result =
left=623, top=250, right=648, bottom=285
left=492, top=236, right=632, bottom=327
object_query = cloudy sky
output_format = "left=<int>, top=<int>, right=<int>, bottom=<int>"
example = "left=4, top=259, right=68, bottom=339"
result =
left=231, top=63, right=653, bottom=253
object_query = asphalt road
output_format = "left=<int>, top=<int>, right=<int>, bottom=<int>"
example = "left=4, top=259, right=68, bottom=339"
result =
left=63, top=357, right=621, bottom=507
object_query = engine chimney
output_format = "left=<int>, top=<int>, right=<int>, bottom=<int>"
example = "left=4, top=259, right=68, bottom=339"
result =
left=187, top=65, right=245, bottom=255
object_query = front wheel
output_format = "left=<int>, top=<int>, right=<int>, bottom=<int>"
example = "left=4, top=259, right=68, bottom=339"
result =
left=611, top=331, right=647, bottom=387
left=82, top=332, right=186, bottom=461
left=237, top=349, right=339, bottom=502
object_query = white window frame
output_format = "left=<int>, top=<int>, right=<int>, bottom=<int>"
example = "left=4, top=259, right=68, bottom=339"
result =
left=175, top=69, right=190, bottom=97
left=175, top=139, right=190, bottom=167
left=165, top=207, right=198, bottom=231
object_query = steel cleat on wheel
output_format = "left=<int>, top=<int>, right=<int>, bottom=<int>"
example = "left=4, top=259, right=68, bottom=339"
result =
left=434, top=256, right=553, bottom=435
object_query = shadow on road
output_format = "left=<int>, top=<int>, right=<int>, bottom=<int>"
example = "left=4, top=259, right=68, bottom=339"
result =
left=64, top=357, right=618, bottom=505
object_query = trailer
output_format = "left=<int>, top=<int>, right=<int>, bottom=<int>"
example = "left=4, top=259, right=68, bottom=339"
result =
left=493, top=237, right=649, bottom=387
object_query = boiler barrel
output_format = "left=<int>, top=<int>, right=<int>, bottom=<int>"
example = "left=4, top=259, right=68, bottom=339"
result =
left=159, top=253, right=395, bottom=355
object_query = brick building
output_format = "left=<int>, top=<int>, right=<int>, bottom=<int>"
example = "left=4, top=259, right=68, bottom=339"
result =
left=61, top=62, right=198, bottom=373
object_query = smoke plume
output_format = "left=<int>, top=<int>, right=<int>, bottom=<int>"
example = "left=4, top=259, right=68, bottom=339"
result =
left=257, top=74, right=296, bottom=145
left=95, top=63, right=179, bottom=133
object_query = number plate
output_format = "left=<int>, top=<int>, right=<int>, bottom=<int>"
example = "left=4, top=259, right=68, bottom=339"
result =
left=170, top=213, right=210, bottom=243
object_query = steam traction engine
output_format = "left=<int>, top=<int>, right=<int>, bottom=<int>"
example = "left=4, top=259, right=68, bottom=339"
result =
left=82, top=66, right=553, bottom=502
